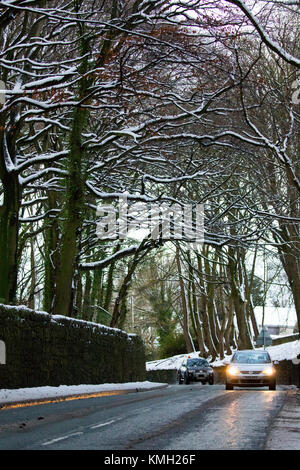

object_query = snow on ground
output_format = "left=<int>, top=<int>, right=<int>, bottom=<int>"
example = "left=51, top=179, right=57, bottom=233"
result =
left=146, top=340, right=300, bottom=371
left=0, top=382, right=165, bottom=405
left=262, top=339, right=300, bottom=363
left=147, top=351, right=207, bottom=371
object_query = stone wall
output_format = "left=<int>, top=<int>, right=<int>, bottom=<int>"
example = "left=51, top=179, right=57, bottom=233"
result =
left=272, top=334, right=300, bottom=346
left=275, top=360, right=300, bottom=387
left=146, top=369, right=178, bottom=384
left=0, top=304, right=146, bottom=389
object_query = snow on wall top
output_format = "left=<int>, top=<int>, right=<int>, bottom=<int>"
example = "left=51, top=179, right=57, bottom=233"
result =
left=0, top=304, right=136, bottom=339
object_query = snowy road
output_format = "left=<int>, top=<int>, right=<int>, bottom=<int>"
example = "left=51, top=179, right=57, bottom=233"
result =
left=0, top=384, right=287, bottom=450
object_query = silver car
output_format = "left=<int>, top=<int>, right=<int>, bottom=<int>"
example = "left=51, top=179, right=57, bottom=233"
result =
left=225, top=350, right=277, bottom=390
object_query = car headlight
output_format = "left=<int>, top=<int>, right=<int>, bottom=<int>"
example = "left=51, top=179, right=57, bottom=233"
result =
left=227, top=366, right=240, bottom=376
left=262, top=367, right=275, bottom=376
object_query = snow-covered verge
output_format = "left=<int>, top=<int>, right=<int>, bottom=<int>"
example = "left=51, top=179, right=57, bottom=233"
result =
left=146, top=340, right=300, bottom=371
left=147, top=351, right=205, bottom=371
left=262, top=339, right=300, bottom=363
left=0, top=381, right=167, bottom=405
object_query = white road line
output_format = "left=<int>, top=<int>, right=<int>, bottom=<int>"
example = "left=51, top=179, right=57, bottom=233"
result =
left=42, top=432, right=83, bottom=446
left=90, top=418, right=120, bottom=429
left=42, top=417, right=121, bottom=446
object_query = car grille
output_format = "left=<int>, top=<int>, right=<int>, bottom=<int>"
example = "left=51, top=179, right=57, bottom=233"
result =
left=240, top=370, right=260, bottom=375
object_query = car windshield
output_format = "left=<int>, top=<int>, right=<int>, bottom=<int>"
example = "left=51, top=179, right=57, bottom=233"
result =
left=186, top=359, right=209, bottom=367
left=231, top=352, right=271, bottom=364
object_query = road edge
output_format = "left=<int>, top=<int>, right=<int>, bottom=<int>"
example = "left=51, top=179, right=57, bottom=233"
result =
left=264, top=389, right=300, bottom=450
left=0, top=383, right=169, bottom=409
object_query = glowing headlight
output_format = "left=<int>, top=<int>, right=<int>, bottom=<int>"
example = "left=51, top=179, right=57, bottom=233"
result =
left=262, top=367, right=275, bottom=376
left=227, top=366, right=240, bottom=376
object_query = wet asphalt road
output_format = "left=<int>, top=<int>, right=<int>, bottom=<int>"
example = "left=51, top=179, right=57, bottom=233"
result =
left=0, top=384, right=287, bottom=450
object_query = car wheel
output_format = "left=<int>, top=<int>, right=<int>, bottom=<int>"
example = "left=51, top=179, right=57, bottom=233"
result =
left=208, top=376, right=214, bottom=385
left=201, top=380, right=206, bottom=385
left=226, top=382, right=233, bottom=390
left=269, top=382, right=276, bottom=391
left=184, top=373, right=190, bottom=385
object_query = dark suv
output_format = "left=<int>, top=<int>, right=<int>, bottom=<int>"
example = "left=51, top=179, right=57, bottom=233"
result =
left=178, top=357, right=214, bottom=385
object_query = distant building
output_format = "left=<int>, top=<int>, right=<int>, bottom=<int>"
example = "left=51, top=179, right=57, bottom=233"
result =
left=254, top=306, right=298, bottom=337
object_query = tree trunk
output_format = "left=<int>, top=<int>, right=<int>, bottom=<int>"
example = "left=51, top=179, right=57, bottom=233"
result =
left=196, top=252, right=218, bottom=360
left=28, top=238, right=36, bottom=310
left=43, top=190, right=59, bottom=313
left=175, top=245, right=194, bottom=353
left=111, top=242, right=149, bottom=329
left=187, top=251, right=206, bottom=356
left=204, top=252, right=220, bottom=350
left=243, top=244, right=259, bottom=338
left=52, top=29, right=90, bottom=316
left=224, top=294, right=235, bottom=354
left=75, top=271, right=83, bottom=317
left=82, top=271, right=92, bottom=320
left=228, top=247, right=253, bottom=350
left=0, top=171, right=20, bottom=303
left=103, top=244, right=120, bottom=312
